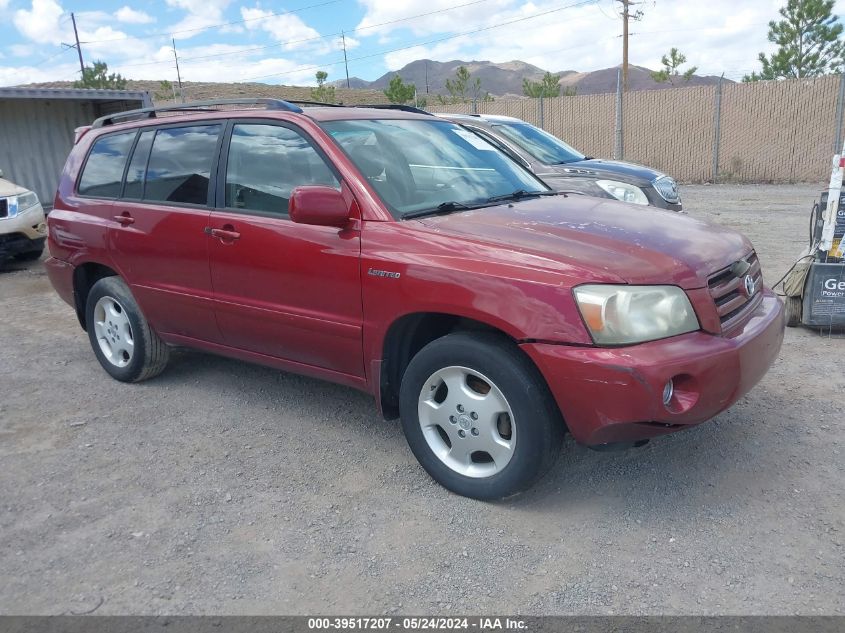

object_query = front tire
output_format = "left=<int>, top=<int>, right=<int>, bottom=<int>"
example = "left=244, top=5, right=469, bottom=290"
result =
left=399, top=332, right=564, bottom=500
left=85, top=276, right=169, bottom=382
left=14, top=246, right=43, bottom=262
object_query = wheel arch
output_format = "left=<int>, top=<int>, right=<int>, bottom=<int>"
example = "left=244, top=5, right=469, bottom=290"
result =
left=377, top=311, right=543, bottom=420
left=72, top=261, right=120, bottom=330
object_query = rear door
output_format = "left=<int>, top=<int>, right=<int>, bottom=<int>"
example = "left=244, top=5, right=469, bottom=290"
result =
left=109, top=123, right=224, bottom=343
left=208, top=120, right=364, bottom=378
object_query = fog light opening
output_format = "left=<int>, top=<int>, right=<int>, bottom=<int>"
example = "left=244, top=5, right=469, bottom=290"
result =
left=662, top=379, right=674, bottom=407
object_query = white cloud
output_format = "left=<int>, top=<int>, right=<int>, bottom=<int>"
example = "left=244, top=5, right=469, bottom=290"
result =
left=356, top=0, right=516, bottom=37
left=241, top=6, right=322, bottom=50
left=0, top=0, right=10, bottom=10
left=165, top=0, right=231, bottom=38
left=13, top=0, right=65, bottom=45
left=10, top=44, right=34, bottom=57
left=115, top=6, right=155, bottom=24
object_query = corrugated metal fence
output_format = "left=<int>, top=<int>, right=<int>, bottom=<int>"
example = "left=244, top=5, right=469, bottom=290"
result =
left=429, top=75, right=845, bottom=184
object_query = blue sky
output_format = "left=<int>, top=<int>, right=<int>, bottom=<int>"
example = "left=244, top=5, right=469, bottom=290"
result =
left=1, top=0, right=843, bottom=88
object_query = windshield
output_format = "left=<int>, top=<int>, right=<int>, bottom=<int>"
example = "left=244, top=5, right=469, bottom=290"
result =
left=322, top=118, right=548, bottom=218
left=493, top=122, right=585, bottom=165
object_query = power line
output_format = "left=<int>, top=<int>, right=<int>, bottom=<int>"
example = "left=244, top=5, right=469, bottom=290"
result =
left=113, top=0, right=498, bottom=69
left=241, top=0, right=600, bottom=81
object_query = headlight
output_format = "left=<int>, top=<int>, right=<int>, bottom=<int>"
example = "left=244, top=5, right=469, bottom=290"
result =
left=3, top=192, right=40, bottom=219
left=573, top=284, right=699, bottom=345
left=595, top=179, right=649, bottom=205
left=17, top=191, right=39, bottom=211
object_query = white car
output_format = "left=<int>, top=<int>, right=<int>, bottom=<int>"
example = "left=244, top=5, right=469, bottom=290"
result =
left=0, top=169, right=47, bottom=262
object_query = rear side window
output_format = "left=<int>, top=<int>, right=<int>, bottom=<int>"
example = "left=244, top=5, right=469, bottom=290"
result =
left=123, top=130, right=155, bottom=199
left=144, top=125, right=221, bottom=206
left=224, top=123, right=338, bottom=215
left=78, top=132, right=135, bottom=198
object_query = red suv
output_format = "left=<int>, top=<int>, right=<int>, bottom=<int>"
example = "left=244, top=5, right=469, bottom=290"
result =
left=45, top=99, right=785, bottom=500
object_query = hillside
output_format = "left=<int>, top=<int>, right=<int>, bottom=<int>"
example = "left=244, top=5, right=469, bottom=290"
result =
left=23, top=61, right=729, bottom=104
left=336, top=59, right=729, bottom=97
left=21, top=80, right=391, bottom=106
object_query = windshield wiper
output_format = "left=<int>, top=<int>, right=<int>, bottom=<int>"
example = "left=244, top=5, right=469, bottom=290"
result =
left=403, top=201, right=481, bottom=219
left=485, top=189, right=559, bottom=204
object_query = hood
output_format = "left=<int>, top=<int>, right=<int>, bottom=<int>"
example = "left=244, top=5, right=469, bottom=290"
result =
left=0, top=178, right=30, bottom=197
left=414, top=195, right=752, bottom=289
left=540, top=159, right=664, bottom=186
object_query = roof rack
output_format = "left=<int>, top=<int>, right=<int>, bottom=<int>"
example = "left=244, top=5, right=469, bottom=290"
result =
left=287, top=100, right=343, bottom=107
left=351, top=104, right=432, bottom=115
left=91, top=98, right=303, bottom=128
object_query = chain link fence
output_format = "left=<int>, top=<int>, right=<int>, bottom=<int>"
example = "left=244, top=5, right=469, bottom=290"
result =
left=428, top=74, right=845, bottom=184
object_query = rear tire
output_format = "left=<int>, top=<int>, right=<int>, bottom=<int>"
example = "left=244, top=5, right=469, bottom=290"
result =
left=85, top=276, right=169, bottom=382
left=785, top=295, right=802, bottom=327
left=399, top=332, right=564, bottom=500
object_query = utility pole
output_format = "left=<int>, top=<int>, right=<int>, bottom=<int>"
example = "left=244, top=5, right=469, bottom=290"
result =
left=341, top=31, right=350, bottom=88
left=70, top=12, right=85, bottom=77
left=615, top=0, right=637, bottom=92
left=425, top=61, right=429, bottom=94
left=172, top=38, right=185, bottom=104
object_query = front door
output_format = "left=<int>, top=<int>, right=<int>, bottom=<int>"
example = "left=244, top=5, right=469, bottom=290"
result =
left=208, top=121, right=363, bottom=378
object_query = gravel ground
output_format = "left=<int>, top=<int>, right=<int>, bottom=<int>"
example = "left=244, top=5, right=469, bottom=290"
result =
left=0, top=184, right=842, bottom=616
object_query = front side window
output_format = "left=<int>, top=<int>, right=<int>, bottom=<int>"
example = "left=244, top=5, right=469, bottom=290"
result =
left=493, top=122, right=585, bottom=165
left=78, top=132, right=135, bottom=198
left=144, top=125, right=221, bottom=205
left=224, top=124, right=339, bottom=215
left=322, top=119, right=547, bottom=218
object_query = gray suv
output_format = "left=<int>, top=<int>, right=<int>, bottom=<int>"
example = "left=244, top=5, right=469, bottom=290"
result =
left=437, top=113, right=682, bottom=211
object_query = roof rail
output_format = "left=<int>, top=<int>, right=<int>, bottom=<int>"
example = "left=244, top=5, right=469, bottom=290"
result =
left=351, top=104, right=432, bottom=115
left=287, top=100, right=343, bottom=107
left=91, top=98, right=303, bottom=128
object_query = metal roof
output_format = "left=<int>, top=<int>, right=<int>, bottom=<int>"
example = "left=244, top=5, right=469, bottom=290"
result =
left=0, top=87, right=151, bottom=105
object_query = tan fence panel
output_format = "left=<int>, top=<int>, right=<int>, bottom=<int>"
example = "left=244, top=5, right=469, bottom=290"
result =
left=429, top=75, right=844, bottom=183
left=622, top=85, right=715, bottom=183
left=544, top=93, right=616, bottom=160
left=718, top=75, right=840, bottom=182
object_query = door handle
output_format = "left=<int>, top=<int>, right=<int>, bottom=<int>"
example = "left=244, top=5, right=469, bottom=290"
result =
left=113, top=213, right=135, bottom=226
left=205, top=226, right=241, bottom=242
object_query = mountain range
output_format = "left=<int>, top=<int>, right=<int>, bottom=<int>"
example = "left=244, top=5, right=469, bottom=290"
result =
left=332, top=59, right=730, bottom=97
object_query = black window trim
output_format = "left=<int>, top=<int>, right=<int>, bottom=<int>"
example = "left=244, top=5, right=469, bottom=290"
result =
left=120, top=128, right=155, bottom=201
left=76, top=120, right=227, bottom=210
left=138, top=120, right=225, bottom=210
left=75, top=129, right=138, bottom=201
left=214, top=117, right=343, bottom=221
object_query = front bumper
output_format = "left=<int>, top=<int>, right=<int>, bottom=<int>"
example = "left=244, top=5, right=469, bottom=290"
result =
left=0, top=203, right=47, bottom=257
left=522, top=289, right=784, bottom=446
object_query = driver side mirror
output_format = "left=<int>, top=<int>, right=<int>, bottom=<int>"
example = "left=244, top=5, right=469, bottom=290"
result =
left=0, top=169, right=4, bottom=178
left=289, top=186, right=350, bottom=227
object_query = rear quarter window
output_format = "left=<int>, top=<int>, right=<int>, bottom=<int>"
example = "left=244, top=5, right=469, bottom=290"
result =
left=77, top=132, right=135, bottom=198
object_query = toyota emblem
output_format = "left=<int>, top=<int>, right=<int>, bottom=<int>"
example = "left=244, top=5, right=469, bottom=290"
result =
left=743, top=275, right=756, bottom=297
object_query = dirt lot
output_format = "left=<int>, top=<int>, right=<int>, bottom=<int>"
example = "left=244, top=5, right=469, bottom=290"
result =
left=0, top=184, right=842, bottom=616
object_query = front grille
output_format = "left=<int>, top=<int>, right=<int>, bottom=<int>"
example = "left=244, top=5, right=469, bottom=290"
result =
left=0, top=198, right=7, bottom=219
left=708, top=251, right=763, bottom=331
left=653, top=176, right=680, bottom=203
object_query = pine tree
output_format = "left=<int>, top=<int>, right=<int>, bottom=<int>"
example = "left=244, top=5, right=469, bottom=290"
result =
left=73, top=61, right=128, bottom=90
left=523, top=72, right=565, bottom=98
left=384, top=75, right=417, bottom=104
left=651, top=48, right=698, bottom=85
left=744, top=0, right=844, bottom=81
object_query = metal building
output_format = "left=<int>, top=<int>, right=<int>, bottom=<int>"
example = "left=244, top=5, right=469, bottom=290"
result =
left=0, top=87, right=151, bottom=208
